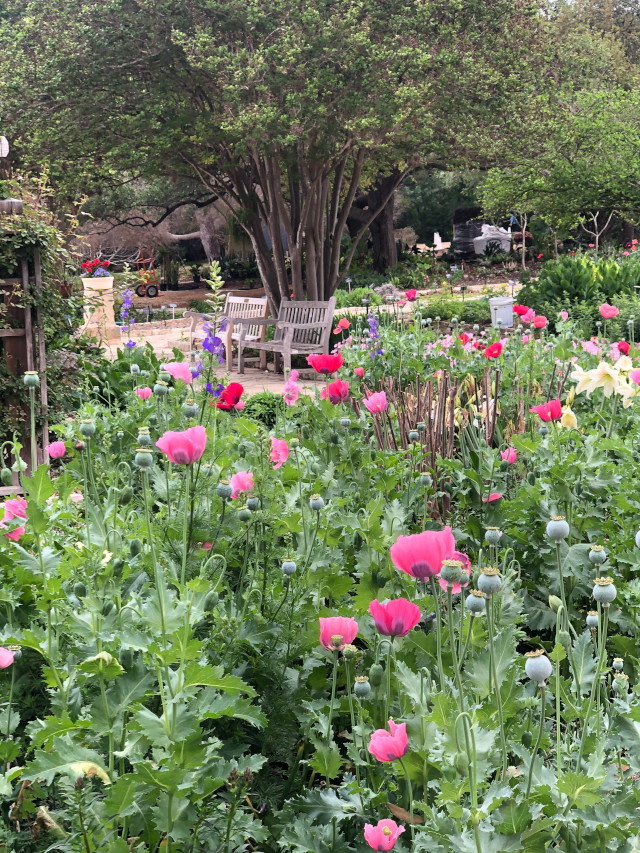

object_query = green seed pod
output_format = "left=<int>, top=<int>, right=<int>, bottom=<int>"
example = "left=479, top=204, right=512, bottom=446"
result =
left=203, top=591, right=219, bottom=611
left=238, top=506, right=252, bottom=522
left=302, top=426, right=310, bottom=439
left=120, top=486, right=133, bottom=504
left=370, top=449, right=377, bottom=461
left=441, top=764, right=457, bottom=782
left=453, top=751, right=469, bottom=776
left=499, top=460, right=509, bottom=472
left=120, top=649, right=133, bottom=670
left=74, top=581, right=87, bottom=599
left=101, top=601, right=116, bottom=617
left=527, top=471, right=536, bottom=485
left=23, top=371, right=40, bottom=389
left=311, top=462, right=322, bottom=474
left=330, top=432, right=339, bottom=445
left=129, top=538, right=143, bottom=557
left=558, top=630, right=571, bottom=650
left=369, top=662, right=384, bottom=687
left=0, top=468, right=12, bottom=486
left=112, top=558, right=124, bottom=572
left=521, top=730, right=533, bottom=748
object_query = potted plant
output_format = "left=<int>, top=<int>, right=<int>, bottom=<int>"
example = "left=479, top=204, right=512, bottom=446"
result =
left=80, top=257, right=118, bottom=342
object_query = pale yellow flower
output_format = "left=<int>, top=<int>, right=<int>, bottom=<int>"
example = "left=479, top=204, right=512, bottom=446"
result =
left=585, top=362, right=620, bottom=398
left=571, top=365, right=592, bottom=395
left=617, top=355, right=634, bottom=373
left=615, top=380, right=639, bottom=408
left=560, top=406, right=578, bottom=429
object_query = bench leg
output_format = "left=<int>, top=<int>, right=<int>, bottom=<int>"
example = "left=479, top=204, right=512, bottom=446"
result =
left=283, top=349, right=291, bottom=377
left=259, top=350, right=267, bottom=370
left=238, top=343, right=245, bottom=374
left=225, top=329, right=233, bottom=372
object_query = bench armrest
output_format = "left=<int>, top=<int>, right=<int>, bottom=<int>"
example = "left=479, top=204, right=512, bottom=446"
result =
left=236, top=316, right=276, bottom=326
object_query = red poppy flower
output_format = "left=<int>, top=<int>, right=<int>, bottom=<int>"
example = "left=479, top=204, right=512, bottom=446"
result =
left=537, top=253, right=544, bottom=259
left=458, top=333, right=470, bottom=345
left=513, top=304, right=529, bottom=317
left=320, top=379, right=349, bottom=404
left=306, top=354, right=344, bottom=375
left=216, top=382, right=244, bottom=411
left=618, top=341, right=630, bottom=355
left=102, top=260, right=110, bottom=268
left=529, top=398, right=562, bottom=422
left=484, top=342, right=503, bottom=359
left=473, top=341, right=486, bottom=351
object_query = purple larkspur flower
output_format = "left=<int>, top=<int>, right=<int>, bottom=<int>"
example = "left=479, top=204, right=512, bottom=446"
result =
left=191, top=360, right=204, bottom=379
left=125, top=340, right=136, bottom=349
left=206, top=382, right=225, bottom=397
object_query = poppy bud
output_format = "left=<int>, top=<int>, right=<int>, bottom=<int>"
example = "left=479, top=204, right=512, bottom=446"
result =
left=101, top=601, right=116, bottom=617
left=527, top=471, right=536, bottom=485
left=120, top=486, right=133, bottom=504
left=369, top=662, right=384, bottom=687
left=129, top=538, right=143, bottom=558
left=0, top=468, right=12, bottom=486
left=558, top=630, right=571, bottom=650
left=74, top=581, right=87, bottom=598
left=453, top=751, right=469, bottom=776
left=521, top=730, right=533, bottom=748
left=203, top=591, right=219, bottom=611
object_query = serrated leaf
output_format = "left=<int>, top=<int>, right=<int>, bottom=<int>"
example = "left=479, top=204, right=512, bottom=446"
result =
left=557, top=772, right=604, bottom=808
left=197, top=691, right=266, bottom=728
left=308, top=738, right=342, bottom=780
left=182, top=662, right=255, bottom=696
left=289, top=788, right=362, bottom=824
left=495, top=800, right=532, bottom=834
left=27, top=714, right=91, bottom=749
left=24, top=735, right=110, bottom=786
left=22, top=465, right=56, bottom=506
left=572, top=631, right=596, bottom=696
left=548, top=642, right=566, bottom=663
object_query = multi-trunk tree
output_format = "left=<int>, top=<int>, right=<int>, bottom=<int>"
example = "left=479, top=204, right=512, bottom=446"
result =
left=0, top=0, right=593, bottom=309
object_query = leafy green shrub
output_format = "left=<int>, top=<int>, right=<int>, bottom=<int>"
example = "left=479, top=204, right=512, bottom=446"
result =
left=334, top=287, right=383, bottom=308
left=241, top=390, right=285, bottom=428
left=187, top=298, right=213, bottom=313
left=423, top=295, right=491, bottom=324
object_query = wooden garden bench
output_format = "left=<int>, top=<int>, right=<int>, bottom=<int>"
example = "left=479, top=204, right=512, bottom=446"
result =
left=237, top=297, right=336, bottom=375
left=185, top=294, right=268, bottom=370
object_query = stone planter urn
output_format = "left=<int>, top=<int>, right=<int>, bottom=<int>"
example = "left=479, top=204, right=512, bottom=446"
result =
left=81, top=276, right=120, bottom=344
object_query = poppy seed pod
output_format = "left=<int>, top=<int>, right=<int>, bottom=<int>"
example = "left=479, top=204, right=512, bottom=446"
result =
left=215, top=480, right=233, bottom=500
left=354, top=676, right=371, bottom=698
left=546, top=516, right=570, bottom=541
left=137, top=428, right=151, bottom=447
left=130, top=363, right=140, bottom=375
left=134, top=448, right=153, bottom=469
left=593, top=576, right=616, bottom=605
left=309, top=494, right=325, bottom=511
left=281, top=559, right=297, bottom=576
left=340, top=417, right=351, bottom=428
left=586, top=610, right=599, bottom=629
left=613, top=673, right=629, bottom=694
left=465, top=589, right=487, bottom=614
left=588, top=545, right=607, bottom=565
left=408, top=430, right=419, bottom=443
left=237, top=506, right=252, bottom=522
left=478, top=567, right=502, bottom=596
left=246, top=497, right=260, bottom=511
left=635, top=529, right=640, bottom=549
left=539, top=425, right=549, bottom=437
left=182, top=399, right=198, bottom=418
left=525, top=649, right=553, bottom=684
left=612, top=657, right=624, bottom=672
left=158, top=369, right=171, bottom=382
left=342, top=644, right=358, bottom=659
left=79, top=419, right=96, bottom=438
left=420, top=472, right=433, bottom=487
left=440, top=559, right=466, bottom=585
left=485, top=527, right=502, bottom=546
left=23, top=371, right=39, bottom=388
left=154, top=381, right=169, bottom=396
left=417, top=422, right=426, bottom=432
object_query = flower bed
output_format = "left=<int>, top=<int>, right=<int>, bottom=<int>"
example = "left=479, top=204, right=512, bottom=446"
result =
left=2, top=300, right=640, bottom=850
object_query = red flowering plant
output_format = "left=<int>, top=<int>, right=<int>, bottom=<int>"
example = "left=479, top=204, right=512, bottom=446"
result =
left=81, top=258, right=111, bottom=277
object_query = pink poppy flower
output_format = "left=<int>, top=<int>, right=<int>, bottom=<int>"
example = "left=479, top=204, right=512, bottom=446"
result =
left=500, top=447, right=517, bottom=464
left=234, top=400, right=245, bottom=411
left=334, top=318, right=350, bottom=334
left=581, top=340, right=602, bottom=356
left=156, top=426, right=207, bottom=465
left=354, top=367, right=364, bottom=378
left=318, top=616, right=358, bottom=650
left=164, top=362, right=193, bottom=384
left=45, top=441, right=66, bottom=459
left=135, top=387, right=152, bottom=400
left=230, top=471, right=254, bottom=499
left=321, top=379, right=349, bottom=404
left=522, top=308, right=536, bottom=324
left=630, top=369, right=640, bottom=386
left=0, top=648, right=14, bottom=668
left=530, top=398, right=562, bottom=422
left=4, top=526, right=24, bottom=541
left=369, top=598, right=421, bottom=637
left=438, top=551, right=472, bottom=594
left=283, top=370, right=302, bottom=405
left=368, top=719, right=409, bottom=762
left=3, top=499, right=27, bottom=521
left=390, top=527, right=456, bottom=581
left=533, top=315, right=547, bottom=329
left=363, top=391, right=388, bottom=414
left=270, top=437, right=289, bottom=469
left=560, top=311, right=569, bottom=321
left=599, top=304, right=619, bottom=319
left=307, top=354, right=344, bottom=375
left=482, top=493, right=503, bottom=503
left=405, top=289, right=417, bottom=302
left=623, top=251, right=630, bottom=256
left=200, top=542, right=213, bottom=551
left=522, top=335, right=529, bottom=345
left=364, top=820, right=405, bottom=852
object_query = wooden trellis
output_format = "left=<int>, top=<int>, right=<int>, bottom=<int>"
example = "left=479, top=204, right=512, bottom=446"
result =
left=0, top=209, right=50, bottom=494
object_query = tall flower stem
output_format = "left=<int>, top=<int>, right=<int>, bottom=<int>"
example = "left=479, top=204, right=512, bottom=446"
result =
left=384, top=639, right=394, bottom=723
left=397, top=757, right=415, bottom=842
left=295, top=448, right=308, bottom=549
left=343, top=659, right=361, bottom=785
left=429, top=577, right=445, bottom=690
left=555, top=542, right=577, bottom=687
left=576, top=607, right=609, bottom=770
left=180, top=467, right=191, bottom=586
left=525, top=684, right=546, bottom=802
left=486, top=599, right=508, bottom=781
left=28, top=387, right=37, bottom=470
left=454, top=712, right=481, bottom=853
left=459, top=614, right=475, bottom=669
left=326, top=650, right=339, bottom=746
left=555, top=609, right=564, bottom=777
left=446, top=588, right=464, bottom=707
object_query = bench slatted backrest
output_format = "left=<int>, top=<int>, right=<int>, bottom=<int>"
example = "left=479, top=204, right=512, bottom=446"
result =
left=225, top=295, right=268, bottom=338
left=274, top=298, right=336, bottom=350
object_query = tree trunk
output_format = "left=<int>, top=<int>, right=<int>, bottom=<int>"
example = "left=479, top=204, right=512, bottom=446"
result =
left=367, top=172, right=399, bottom=273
